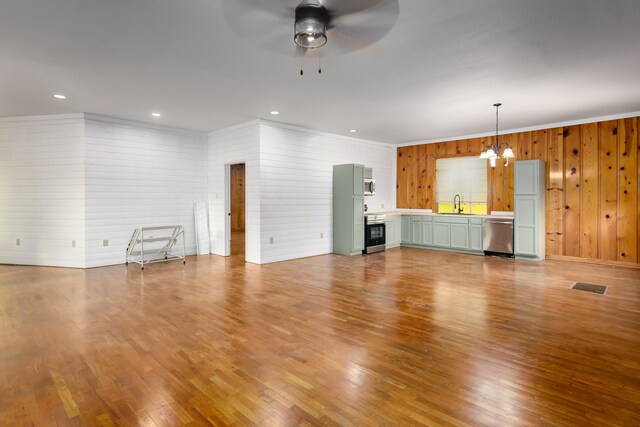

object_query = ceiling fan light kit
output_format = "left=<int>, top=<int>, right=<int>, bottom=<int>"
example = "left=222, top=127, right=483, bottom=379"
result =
left=294, top=3, right=329, bottom=49
left=480, top=103, right=515, bottom=168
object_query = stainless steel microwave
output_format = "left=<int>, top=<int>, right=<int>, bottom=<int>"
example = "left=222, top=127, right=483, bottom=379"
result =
left=364, top=179, right=376, bottom=196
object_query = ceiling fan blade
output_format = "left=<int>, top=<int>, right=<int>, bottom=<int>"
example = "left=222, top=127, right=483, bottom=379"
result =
left=322, top=0, right=398, bottom=19
left=223, top=0, right=299, bottom=19
left=325, top=1, right=399, bottom=54
left=221, top=0, right=297, bottom=55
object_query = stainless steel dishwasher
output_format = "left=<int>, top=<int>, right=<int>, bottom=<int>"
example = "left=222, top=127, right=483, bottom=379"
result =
left=483, top=217, right=514, bottom=257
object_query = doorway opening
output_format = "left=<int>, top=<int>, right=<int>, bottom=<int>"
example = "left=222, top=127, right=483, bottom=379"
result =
left=229, top=163, right=246, bottom=258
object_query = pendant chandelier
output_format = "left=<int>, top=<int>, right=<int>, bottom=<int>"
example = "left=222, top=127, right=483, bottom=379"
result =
left=480, top=103, right=515, bottom=167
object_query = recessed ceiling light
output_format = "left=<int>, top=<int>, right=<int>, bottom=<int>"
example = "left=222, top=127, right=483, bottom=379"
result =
left=53, top=94, right=67, bottom=100
left=350, top=129, right=357, bottom=133
left=270, top=111, right=280, bottom=115
left=151, top=112, right=161, bottom=117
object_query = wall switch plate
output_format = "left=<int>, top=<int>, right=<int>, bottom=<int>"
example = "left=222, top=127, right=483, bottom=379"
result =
left=269, top=237, right=274, bottom=244
left=381, top=203, right=385, bottom=209
left=320, top=232, right=324, bottom=239
left=16, top=238, right=20, bottom=246
left=72, top=240, right=76, bottom=248
left=102, top=240, right=109, bottom=247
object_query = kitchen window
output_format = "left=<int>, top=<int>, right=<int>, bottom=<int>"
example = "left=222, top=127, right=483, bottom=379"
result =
left=436, top=157, right=488, bottom=215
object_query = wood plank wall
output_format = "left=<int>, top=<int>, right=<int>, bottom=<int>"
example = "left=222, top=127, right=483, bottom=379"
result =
left=397, top=116, right=640, bottom=265
left=230, top=163, right=245, bottom=232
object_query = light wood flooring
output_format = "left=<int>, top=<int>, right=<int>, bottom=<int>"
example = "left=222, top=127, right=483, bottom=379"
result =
left=1, top=248, right=639, bottom=426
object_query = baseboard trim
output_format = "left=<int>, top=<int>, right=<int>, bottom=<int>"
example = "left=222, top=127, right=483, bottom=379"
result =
left=546, top=254, right=640, bottom=269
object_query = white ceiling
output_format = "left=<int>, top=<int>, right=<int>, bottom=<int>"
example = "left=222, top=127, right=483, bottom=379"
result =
left=1, top=0, right=640, bottom=143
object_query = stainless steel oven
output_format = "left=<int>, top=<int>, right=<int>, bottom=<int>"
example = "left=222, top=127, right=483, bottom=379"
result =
left=364, top=214, right=386, bottom=254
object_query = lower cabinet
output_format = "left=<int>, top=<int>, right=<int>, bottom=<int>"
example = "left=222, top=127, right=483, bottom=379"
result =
left=450, top=224, right=469, bottom=249
left=401, top=216, right=411, bottom=243
left=385, top=216, right=402, bottom=248
left=422, top=220, right=433, bottom=245
left=433, top=222, right=451, bottom=247
left=410, top=217, right=423, bottom=245
left=469, top=224, right=483, bottom=251
left=398, top=215, right=483, bottom=254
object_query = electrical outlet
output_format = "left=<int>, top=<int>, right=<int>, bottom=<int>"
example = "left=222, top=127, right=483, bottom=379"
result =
left=320, top=232, right=324, bottom=239
left=102, top=240, right=109, bottom=247
left=72, top=240, right=76, bottom=248
left=16, top=238, right=20, bottom=246
left=381, top=203, right=385, bottom=209
left=269, top=237, right=275, bottom=244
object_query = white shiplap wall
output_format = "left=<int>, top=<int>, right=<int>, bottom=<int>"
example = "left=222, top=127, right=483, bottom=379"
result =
left=0, top=114, right=86, bottom=268
left=84, top=115, right=208, bottom=267
left=208, top=121, right=261, bottom=264
left=259, top=122, right=395, bottom=264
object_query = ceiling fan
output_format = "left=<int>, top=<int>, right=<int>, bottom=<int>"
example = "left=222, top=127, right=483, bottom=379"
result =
left=221, top=0, right=400, bottom=73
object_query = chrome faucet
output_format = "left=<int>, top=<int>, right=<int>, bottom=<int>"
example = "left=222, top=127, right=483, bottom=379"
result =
left=453, top=194, right=463, bottom=214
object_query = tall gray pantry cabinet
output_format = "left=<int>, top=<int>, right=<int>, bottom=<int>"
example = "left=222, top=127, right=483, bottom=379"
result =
left=514, top=160, right=546, bottom=260
left=333, top=164, right=365, bottom=256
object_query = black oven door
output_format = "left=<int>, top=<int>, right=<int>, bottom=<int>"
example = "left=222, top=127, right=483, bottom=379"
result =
left=365, top=223, right=386, bottom=247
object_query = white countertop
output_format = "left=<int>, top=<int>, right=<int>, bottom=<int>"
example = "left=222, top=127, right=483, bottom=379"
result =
left=366, top=209, right=514, bottom=220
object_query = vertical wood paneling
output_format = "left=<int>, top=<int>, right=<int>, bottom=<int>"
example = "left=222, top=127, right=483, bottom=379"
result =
left=417, top=145, right=428, bottom=208
left=468, top=138, right=482, bottom=155
left=518, top=132, right=533, bottom=160
left=532, top=129, right=548, bottom=161
left=598, top=120, right=618, bottom=261
left=580, top=123, right=599, bottom=259
left=547, top=128, right=565, bottom=256
left=230, top=164, right=245, bottom=232
left=456, top=139, right=468, bottom=155
left=396, top=115, right=640, bottom=266
left=489, top=152, right=504, bottom=211
left=425, top=144, right=437, bottom=210
left=396, top=147, right=409, bottom=208
left=407, top=146, right=418, bottom=208
left=446, top=141, right=458, bottom=157
left=563, top=126, right=582, bottom=257
left=617, top=118, right=638, bottom=263
left=502, top=133, right=517, bottom=211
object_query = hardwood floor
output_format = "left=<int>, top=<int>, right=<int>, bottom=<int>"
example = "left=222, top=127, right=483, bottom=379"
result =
left=1, top=248, right=639, bottom=426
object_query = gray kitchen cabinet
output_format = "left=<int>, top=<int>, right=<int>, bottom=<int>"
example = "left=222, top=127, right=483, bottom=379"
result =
left=450, top=224, right=469, bottom=249
left=386, top=216, right=402, bottom=248
left=469, top=224, right=483, bottom=251
left=410, top=216, right=423, bottom=245
left=364, top=167, right=373, bottom=180
left=433, top=222, right=451, bottom=247
left=353, top=164, right=364, bottom=196
left=353, top=196, right=365, bottom=252
left=514, top=160, right=545, bottom=260
left=386, top=216, right=396, bottom=246
left=421, top=218, right=433, bottom=246
left=333, top=164, right=366, bottom=256
left=401, top=216, right=411, bottom=243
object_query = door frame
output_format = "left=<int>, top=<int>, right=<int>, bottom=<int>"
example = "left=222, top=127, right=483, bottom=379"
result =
left=224, top=161, right=247, bottom=257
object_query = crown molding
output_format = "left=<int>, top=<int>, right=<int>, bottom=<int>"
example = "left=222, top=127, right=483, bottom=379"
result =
left=396, top=110, right=640, bottom=147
